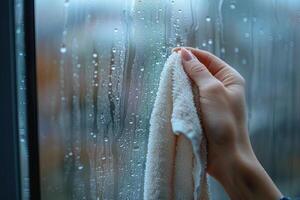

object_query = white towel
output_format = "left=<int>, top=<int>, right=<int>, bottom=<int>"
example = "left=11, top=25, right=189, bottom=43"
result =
left=144, top=52, right=209, bottom=200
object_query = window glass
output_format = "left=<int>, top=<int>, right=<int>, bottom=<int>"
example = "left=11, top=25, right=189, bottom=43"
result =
left=15, top=0, right=30, bottom=199
left=35, top=0, right=300, bottom=199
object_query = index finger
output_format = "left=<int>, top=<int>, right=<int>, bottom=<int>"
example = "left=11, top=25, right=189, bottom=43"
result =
left=172, top=47, right=230, bottom=76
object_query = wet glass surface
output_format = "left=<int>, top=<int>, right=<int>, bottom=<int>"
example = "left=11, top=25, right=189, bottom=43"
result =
left=35, top=0, right=300, bottom=199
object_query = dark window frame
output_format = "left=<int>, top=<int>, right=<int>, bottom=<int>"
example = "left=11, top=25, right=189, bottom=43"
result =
left=0, top=0, right=22, bottom=199
left=0, top=0, right=41, bottom=199
left=24, top=0, right=41, bottom=199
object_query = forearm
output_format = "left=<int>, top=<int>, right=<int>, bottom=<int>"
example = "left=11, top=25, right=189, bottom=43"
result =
left=216, top=148, right=282, bottom=200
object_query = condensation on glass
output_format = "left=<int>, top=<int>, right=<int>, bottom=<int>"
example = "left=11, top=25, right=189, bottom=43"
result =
left=35, top=0, right=300, bottom=199
left=15, top=0, right=30, bottom=199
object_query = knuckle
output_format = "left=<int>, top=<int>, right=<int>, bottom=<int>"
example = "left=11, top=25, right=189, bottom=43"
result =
left=203, top=81, right=225, bottom=93
left=189, top=61, right=207, bottom=75
left=231, top=69, right=246, bottom=86
left=239, top=76, right=246, bottom=85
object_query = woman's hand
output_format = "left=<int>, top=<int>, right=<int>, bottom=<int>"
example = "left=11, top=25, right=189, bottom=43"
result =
left=173, top=47, right=282, bottom=200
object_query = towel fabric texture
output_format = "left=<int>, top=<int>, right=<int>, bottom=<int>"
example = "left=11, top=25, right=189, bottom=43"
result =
left=144, top=52, right=209, bottom=200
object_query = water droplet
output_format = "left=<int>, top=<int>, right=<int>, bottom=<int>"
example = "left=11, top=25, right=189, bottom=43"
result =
left=111, top=66, right=116, bottom=70
left=244, top=32, right=250, bottom=38
left=64, top=0, right=69, bottom=7
left=171, top=0, right=175, bottom=4
left=129, top=121, right=134, bottom=125
left=242, top=59, right=247, bottom=65
left=205, top=16, right=211, bottom=22
left=77, top=64, right=81, bottom=68
left=234, top=47, right=239, bottom=53
left=243, top=17, right=248, bottom=23
left=229, top=3, right=236, bottom=10
left=221, top=47, right=226, bottom=53
left=114, top=28, right=118, bottom=33
left=208, top=39, right=213, bottom=45
left=178, top=9, right=182, bottom=13
left=60, top=44, right=67, bottom=53
left=78, top=166, right=84, bottom=170
left=104, top=137, right=109, bottom=142
left=101, top=156, right=106, bottom=160
left=93, top=53, right=98, bottom=58
left=259, top=29, right=264, bottom=35
left=140, top=68, right=144, bottom=72
left=68, top=152, right=73, bottom=156
left=202, top=42, right=207, bottom=47
left=108, top=82, right=112, bottom=86
left=112, top=48, right=116, bottom=53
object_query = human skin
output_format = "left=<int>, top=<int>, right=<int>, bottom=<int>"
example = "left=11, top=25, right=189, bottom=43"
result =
left=173, top=47, right=283, bottom=200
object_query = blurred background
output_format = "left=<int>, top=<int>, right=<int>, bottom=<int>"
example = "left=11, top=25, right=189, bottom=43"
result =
left=26, top=0, right=300, bottom=199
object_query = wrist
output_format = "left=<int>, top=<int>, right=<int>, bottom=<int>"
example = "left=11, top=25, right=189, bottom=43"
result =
left=211, top=149, right=258, bottom=189
left=207, top=127, right=257, bottom=181
left=215, top=150, right=282, bottom=200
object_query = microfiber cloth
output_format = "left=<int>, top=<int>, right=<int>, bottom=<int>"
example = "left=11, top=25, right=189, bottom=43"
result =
left=144, top=52, right=209, bottom=200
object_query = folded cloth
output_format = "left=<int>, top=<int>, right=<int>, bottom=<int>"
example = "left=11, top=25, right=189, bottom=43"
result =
left=144, top=52, right=209, bottom=200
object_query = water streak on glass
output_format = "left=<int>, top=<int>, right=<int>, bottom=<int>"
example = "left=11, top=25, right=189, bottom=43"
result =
left=15, top=0, right=30, bottom=199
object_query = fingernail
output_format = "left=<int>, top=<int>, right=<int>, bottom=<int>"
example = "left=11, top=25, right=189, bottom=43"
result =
left=181, top=48, right=193, bottom=61
left=171, top=47, right=178, bottom=52
left=172, top=47, right=182, bottom=52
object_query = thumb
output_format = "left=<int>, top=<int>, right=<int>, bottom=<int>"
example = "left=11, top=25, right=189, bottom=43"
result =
left=180, top=48, right=218, bottom=88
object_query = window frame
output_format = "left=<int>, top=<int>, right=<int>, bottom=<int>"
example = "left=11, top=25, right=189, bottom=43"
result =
left=0, top=0, right=22, bottom=199
left=0, top=0, right=41, bottom=199
left=24, top=0, right=41, bottom=199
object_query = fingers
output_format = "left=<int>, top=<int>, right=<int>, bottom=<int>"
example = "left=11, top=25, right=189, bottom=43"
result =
left=180, top=48, right=220, bottom=89
left=174, top=47, right=245, bottom=86
left=173, top=47, right=228, bottom=75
